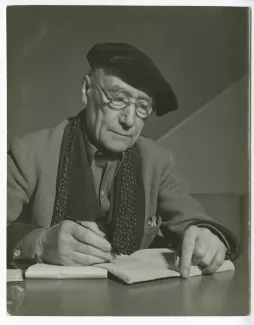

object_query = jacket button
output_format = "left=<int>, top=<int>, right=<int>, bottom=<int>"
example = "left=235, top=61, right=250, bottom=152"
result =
left=14, top=249, right=21, bottom=257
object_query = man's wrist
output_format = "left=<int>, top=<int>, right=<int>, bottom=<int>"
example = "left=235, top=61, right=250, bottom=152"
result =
left=33, top=229, right=47, bottom=263
left=13, top=228, right=47, bottom=264
left=193, top=224, right=236, bottom=260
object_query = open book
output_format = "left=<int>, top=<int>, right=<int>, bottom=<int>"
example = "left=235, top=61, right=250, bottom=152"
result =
left=25, top=248, right=235, bottom=284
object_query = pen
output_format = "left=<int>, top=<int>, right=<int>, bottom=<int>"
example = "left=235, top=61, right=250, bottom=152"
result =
left=66, top=217, right=109, bottom=236
left=65, top=217, right=86, bottom=228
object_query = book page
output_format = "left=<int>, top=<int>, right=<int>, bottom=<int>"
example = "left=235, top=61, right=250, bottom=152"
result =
left=96, top=255, right=181, bottom=284
left=131, top=248, right=178, bottom=269
left=25, top=263, right=107, bottom=279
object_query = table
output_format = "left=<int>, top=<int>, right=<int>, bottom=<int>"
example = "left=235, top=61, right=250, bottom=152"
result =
left=7, top=253, right=250, bottom=316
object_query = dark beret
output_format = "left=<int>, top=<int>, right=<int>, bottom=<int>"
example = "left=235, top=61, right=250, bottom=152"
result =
left=87, top=43, right=178, bottom=117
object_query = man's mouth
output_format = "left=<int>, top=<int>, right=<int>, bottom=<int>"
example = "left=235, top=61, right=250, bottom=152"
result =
left=110, top=131, right=132, bottom=138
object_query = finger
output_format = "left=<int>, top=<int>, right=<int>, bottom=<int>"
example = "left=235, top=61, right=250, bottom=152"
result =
left=73, top=241, right=116, bottom=261
left=72, top=225, right=112, bottom=252
left=180, top=226, right=197, bottom=278
left=80, top=221, right=106, bottom=238
left=192, top=235, right=214, bottom=266
left=71, top=251, right=109, bottom=266
left=198, top=250, right=215, bottom=269
left=191, top=241, right=206, bottom=266
left=202, top=248, right=226, bottom=275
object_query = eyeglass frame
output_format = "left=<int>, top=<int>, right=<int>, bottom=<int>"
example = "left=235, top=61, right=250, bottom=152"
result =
left=92, top=79, right=155, bottom=120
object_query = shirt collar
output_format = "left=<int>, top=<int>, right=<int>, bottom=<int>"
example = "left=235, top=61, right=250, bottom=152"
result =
left=83, top=127, right=124, bottom=166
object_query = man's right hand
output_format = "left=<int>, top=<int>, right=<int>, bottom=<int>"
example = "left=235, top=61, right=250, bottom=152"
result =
left=35, top=220, right=115, bottom=266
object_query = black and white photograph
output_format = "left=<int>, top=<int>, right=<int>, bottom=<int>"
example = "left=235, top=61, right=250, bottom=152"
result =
left=5, top=4, right=250, bottom=318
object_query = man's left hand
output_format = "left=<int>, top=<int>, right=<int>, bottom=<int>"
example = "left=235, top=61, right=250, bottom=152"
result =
left=179, top=225, right=227, bottom=278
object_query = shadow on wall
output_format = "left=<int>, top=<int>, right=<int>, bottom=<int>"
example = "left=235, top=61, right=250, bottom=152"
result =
left=158, top=75, right=249, bottom=195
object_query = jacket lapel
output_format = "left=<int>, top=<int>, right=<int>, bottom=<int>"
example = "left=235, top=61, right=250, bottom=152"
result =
left=52, top=113, right=145, bottom=251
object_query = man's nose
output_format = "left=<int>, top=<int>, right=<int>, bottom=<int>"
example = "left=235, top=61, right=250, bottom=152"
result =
left=119, top=104, right=136, bottom=128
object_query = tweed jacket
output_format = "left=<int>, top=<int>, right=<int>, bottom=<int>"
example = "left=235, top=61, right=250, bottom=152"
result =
left=7, top=119, right=237, bottom=265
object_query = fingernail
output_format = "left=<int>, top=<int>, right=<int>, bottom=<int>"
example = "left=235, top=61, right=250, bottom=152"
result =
left=181, top=269, right=189, bottom=278
left=110, top=252, right=117, bottom=260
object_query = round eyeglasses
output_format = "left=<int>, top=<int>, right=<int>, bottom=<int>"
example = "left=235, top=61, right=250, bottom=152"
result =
left=93, top=81, right=155, bottom=120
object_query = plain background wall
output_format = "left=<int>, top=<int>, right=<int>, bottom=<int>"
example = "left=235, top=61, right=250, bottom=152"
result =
left=7, top=6, right=249, bottom=143
left=158, top=75, right=249, bottom=195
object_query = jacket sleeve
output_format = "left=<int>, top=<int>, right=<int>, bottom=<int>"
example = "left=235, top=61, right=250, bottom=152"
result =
left=157, top=151, right=240, bottom=261
left=7, top=137, right=45, bottom=267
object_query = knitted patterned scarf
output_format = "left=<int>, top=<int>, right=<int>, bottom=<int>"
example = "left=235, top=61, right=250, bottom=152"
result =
left=51, top=112, right=145, bottom=255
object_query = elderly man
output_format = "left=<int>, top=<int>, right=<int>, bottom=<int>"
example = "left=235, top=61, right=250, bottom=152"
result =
left=7, top=43, right=239, bottom=278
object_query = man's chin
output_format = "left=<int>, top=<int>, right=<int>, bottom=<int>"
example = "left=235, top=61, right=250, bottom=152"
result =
left=103, top=139, right=132, bottom=153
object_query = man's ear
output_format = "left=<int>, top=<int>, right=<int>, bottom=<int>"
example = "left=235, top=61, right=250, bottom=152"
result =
left=81, top=75, right=91, bottom=107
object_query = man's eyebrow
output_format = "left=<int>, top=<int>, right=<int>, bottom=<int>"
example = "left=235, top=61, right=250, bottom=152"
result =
left=107, top=84, right=152, bottom=101
left=107, top=84, right=128, bottom=92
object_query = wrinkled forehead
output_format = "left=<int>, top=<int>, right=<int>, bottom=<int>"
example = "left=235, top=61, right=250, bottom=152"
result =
left=92, top=68, right=152, bottom=101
